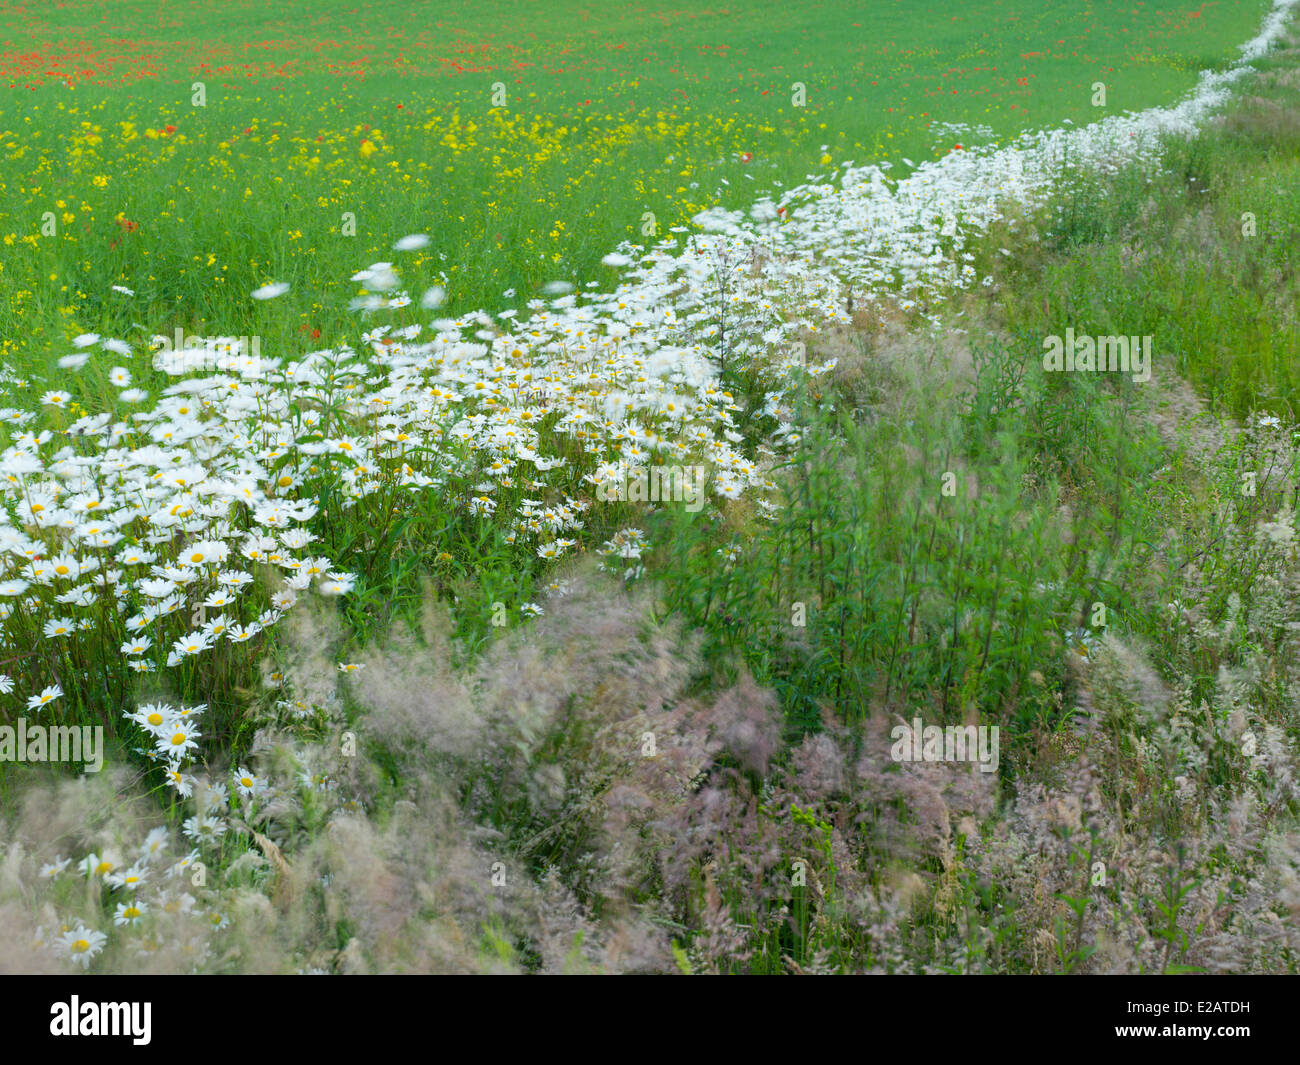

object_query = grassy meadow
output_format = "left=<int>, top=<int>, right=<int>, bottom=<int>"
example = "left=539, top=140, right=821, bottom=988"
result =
left=2, top=0, right=1300, bottom=977
left=0, top=0, right=1275, bottom=364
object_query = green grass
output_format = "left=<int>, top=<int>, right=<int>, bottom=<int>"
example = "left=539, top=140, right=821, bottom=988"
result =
left=0, top=0, right=1275, bottom=378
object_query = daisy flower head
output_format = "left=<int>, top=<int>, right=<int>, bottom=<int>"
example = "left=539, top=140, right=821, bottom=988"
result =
left=181, top=540, right=229, bottom=567
left=139, top=826, right=169, bottom=862
left=251, top=281, right=290, bottom=300
left=225, top=622, right=261, bottom=643
left=169, top=849, right=202, bottom=879
left=107, top=864, right=148, bottom=891
left=27, top=684, right=63, bottom=710
left=182, top=814, right=228, bottom=844
left=157, top=720, right=200, bottom=758
left=59, top=924, right=107, bottom=968
left=232, top=766, right=268, bottom=798
left=352, top=262, right=398, bottom=292
left=170, top=631, right=214, bottom=659
left=202, top=613, right=231, bottom=639
left=40, top=856, right=71, bottom=878
left=113, top=900, right=148, bottom=927
left=165, top=766, right=196, bottom=798
left=193, top=778, right=228, bottom=813
left=82, top=851, right=117, bottom=879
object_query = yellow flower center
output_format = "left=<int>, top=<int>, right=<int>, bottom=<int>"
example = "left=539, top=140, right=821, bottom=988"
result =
left=71, top=938, right=90, bottom=953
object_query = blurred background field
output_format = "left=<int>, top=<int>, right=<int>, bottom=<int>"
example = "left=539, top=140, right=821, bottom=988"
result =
left=0, top=0, right=1274, bottom=375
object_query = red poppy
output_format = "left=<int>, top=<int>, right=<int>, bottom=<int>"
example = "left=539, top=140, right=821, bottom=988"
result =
left=740, top=151, right=753, bottom=163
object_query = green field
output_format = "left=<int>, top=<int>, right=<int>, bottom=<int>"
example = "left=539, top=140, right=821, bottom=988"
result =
left=0, top=0, right=1275, bottom=374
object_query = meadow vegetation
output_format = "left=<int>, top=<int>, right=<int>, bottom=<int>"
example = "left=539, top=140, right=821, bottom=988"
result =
left=3, top=1, right=1300, bottom=974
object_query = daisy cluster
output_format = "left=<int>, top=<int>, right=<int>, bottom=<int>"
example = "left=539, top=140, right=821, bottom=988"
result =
left=0, top=344, right=345, bottom=783
left=31, top=760, right=293, bottom=970
left=0, top=242, right=832, bottom=798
